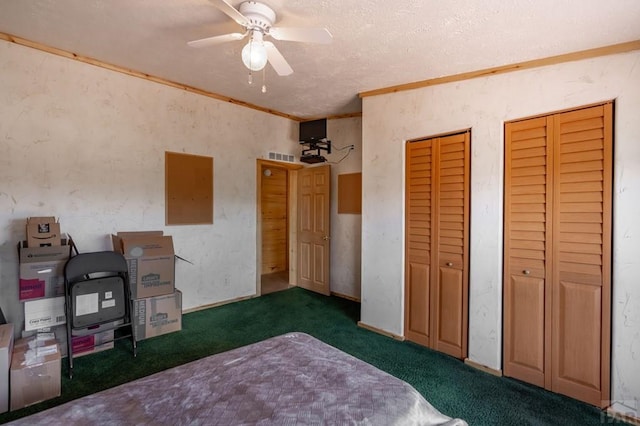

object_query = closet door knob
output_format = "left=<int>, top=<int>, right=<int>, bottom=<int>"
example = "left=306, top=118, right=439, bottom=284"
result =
left=446, top=262, right=453, bottom=267
left=523, top=270, right=530, bottom=275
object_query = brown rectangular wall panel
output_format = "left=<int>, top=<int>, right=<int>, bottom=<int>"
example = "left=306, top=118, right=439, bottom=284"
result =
left=338, top=173, right=362, bottom=214
left=165, top=152, right=213, bottom=225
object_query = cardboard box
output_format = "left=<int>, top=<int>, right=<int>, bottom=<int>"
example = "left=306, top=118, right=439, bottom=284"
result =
left=12, top=337, right=58, bottom=355
left=24, top=296, right=66, bottom=331
left=112, top=231, right=175, bottom=299
left=22, top=326, right=113, bottom=358
left=26, top=217, right=61, bottom=248
left=134, top=290, right=182, bottom=341
left=18, top=239, right=72, bottom=302
left=10, top=341, right=61, bottom=411
left=21, top=326, right=65, bottom=357
left=0, top=324, right=14, bottom=414
left=71, top=330, right=114, bottom=358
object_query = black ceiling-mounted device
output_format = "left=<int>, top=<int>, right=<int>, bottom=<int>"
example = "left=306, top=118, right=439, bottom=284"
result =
left=300, top=140, right=331, bottom=163
left=300, top=154, right=327, bottom=164
left=299, top=119, right=327, bottom=143
left=299, top=118, right=330, bottom=163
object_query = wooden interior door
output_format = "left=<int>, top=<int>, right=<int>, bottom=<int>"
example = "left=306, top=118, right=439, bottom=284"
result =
left=503, top=116, right=552, bottom=388
left=433, top=132, right=469, bottom=358
left=405, top=131, right=469, bottom=358
left=261, top=165, right=288, bottom=275
left=551, top=104, right=612, bottom=407
left=503, top=103, right=612, bottom=407
left=297, top=165, right=331, bottom=295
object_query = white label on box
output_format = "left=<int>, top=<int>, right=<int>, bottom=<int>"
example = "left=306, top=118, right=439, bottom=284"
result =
left=24, top=297, right=66, bottom=331
left=37, top=332, right=55, bottom=341
left=102, top=299, right=116, bottom=309
left=75, top=293, right=99, bottom=316
left=105, top=291, right=112, bottom=299
left=36, top=344, right=58, bottom=357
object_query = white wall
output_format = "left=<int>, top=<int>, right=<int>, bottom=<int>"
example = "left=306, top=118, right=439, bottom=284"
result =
left=328, top=117, right=362, bottom=299
left=361, top=50, right=640, bottom=414
left=0, top=42, right=301, bottom=330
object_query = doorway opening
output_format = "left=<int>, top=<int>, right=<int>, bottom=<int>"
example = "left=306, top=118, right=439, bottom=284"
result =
left=256, top=159, right=302, bottom=296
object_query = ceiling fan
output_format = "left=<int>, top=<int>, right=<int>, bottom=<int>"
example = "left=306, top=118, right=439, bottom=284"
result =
left=187, top=0, right=333, bottom=77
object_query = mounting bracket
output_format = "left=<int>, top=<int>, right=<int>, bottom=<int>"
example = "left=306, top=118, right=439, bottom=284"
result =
left=301, top=139, right=331, bottom=157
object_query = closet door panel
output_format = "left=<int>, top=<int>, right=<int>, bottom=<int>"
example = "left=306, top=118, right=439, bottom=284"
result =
left=551, top=104, right=612, bottom=407
left=436, top=265, right=463, bottom=352
left=506, top=273, right=546, bottom=387
left=407, top=263, right=431, bottom=346
left=503, top=117, right=552, bottom=386
left=434, top=133, right=468, bottom=358
left=405, top=140, right=433, bottom=347
left=555, top=281, right=601, bottom=389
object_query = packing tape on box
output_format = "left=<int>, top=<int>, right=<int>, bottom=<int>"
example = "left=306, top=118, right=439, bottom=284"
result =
left=22, top=345, right=59, bottom=366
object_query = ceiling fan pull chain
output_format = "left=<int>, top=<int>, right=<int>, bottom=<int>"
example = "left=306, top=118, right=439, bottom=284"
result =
left=262, top=68, right=267, bottom=93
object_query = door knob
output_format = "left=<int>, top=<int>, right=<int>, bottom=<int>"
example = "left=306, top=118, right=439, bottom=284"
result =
left=446, top=262, right=453, bottom=267
left=323, top=236, right=330, bottom=241
left=523, top=270, right=530, bottom=275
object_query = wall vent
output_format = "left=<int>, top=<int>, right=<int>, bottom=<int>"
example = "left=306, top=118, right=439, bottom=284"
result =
left=267, top=152, right=295, bottom=163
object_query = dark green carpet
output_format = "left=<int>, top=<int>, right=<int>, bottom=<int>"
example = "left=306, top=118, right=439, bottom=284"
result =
left=0, top=287, right=628, bottom=425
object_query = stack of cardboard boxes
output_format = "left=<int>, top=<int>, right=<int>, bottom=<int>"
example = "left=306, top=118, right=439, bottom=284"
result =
left=1, top=222, right=184, bottom=414
left=111, top=231, right=182, bottom=342
left=9, top=217, right=67, bottom=411
left=18, top=217, right=112, bottom=359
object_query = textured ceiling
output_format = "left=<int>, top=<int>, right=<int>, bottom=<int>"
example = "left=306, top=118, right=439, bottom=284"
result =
left=1, top=0, right=639, bottom=119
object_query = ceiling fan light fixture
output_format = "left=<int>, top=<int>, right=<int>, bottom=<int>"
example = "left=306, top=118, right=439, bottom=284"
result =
left=188, top=1, right=333, bottom=77
left=241, top=31, right=268, bottom=72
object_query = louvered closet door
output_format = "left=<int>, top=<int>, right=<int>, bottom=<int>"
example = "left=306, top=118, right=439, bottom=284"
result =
left=503, top=117, right=552, bottom=388
left=551, top=104, right=612, bottom=407
left=504, top=103, right=612, bottom=407
left=405, top=140, right=433, bottom=347
left=405, top=132, right=469, bottom=358
left=433, top=133, right=469, bottom=358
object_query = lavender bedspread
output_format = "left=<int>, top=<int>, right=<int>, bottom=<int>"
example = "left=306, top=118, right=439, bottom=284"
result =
left=9, top=332, right=467, bottom=425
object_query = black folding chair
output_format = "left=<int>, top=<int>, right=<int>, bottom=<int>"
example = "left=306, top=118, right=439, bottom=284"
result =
left=64, top=251, right=137, bottom=378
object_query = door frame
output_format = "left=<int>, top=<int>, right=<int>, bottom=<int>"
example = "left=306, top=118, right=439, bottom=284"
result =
left=256, top=159, right=303, bottom=296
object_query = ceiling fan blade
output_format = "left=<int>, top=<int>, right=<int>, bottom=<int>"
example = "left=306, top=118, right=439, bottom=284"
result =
left=209, top=0, right=250, bottom=26
left=269, top=27, right=332, bottom=44
left=264, top=42, right=293, bottom=76
left=187, top=32, right=246, bottom=48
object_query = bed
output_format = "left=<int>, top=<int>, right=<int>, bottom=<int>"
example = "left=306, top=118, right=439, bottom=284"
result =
left=8, top=332, right=467, bottom=425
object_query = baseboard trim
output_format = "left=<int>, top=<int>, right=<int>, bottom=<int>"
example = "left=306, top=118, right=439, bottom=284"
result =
left=330, top=291, right=361, bottom=303
left=183, top=294, right=256, bottom=314
left=464, top=358, right=503, bottom=377
left=605, top=407, right=640, bottom=426
left=357, top=321, right=405, bottom=341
